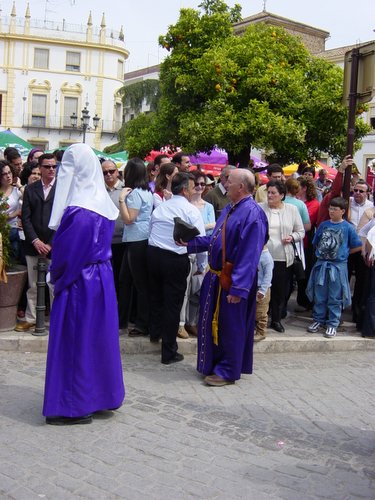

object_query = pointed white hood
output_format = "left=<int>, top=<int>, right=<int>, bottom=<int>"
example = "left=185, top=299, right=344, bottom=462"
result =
left=49, top=143, right=119, bottom=230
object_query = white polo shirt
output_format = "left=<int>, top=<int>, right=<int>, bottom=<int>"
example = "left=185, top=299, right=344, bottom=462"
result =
left=149, top=195, right=205, bottom=254
left=350, top=197, right=373, bottom=230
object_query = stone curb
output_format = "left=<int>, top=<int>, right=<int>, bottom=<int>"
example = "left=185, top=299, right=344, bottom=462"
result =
left=1, top=327, right=374, bottom=355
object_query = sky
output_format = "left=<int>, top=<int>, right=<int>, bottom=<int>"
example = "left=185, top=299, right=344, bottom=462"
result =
left=1, top=0, right=374, bottom=70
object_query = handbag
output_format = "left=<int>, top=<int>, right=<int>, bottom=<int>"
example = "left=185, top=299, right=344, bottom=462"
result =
left=291, top=238, right=305, bottom=281
left=220, top=261, right=233, bottom=291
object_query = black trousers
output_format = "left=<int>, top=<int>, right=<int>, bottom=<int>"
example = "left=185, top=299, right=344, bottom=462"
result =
left=147, top=246, right=190, bottom=362
left=348, top=252, right=368, bottom=328
left=111, top=242, right=126, bottom=326
left=119, top=240, right=150, bottom=333
left=270, top=261, right=293, bottom=322
left=362, top=266, right=375, bottom=337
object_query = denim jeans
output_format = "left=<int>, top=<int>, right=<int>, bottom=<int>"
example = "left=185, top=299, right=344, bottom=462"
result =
left=312, top=271, right=344, bottom=328
left=9, top=227, right=21, bottom=262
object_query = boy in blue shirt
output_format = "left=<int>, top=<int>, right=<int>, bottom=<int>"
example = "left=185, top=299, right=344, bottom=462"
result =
left=306, top=197, right=362, bottom=338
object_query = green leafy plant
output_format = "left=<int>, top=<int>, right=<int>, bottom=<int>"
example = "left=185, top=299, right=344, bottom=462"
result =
left=121, top=80, right=160, bottom=114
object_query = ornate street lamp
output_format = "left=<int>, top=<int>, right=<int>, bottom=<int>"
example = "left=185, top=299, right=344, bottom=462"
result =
left=70, top=106, right=100, bottom=143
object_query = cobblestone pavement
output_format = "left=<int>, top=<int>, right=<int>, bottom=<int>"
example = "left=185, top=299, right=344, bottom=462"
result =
left=0, top=350, right=374, bottom=499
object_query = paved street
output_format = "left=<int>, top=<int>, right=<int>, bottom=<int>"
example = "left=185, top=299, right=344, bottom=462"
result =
left=0, top=350, right=374, bottom=499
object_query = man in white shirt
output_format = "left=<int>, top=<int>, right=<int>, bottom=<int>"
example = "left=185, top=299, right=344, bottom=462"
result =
left=349, top=180, right=373, bottom=327
left=350, top=181, right=373, bottom=230
left=148, top=173, right=205, bottom=364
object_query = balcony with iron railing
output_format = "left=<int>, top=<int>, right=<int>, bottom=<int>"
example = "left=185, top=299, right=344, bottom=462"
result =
left=22, top=114, right=122, bottom=134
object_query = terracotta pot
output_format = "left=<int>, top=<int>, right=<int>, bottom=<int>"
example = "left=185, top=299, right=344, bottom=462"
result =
left=0, top=265, right=27, bottom=332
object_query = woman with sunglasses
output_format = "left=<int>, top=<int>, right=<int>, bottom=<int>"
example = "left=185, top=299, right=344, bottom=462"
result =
left=191, top=171, right=215, bottom=235
left=181, top=171, right=215, bottom=338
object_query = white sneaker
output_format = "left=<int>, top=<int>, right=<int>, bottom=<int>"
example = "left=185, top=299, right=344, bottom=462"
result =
left=307, top=321, right=322, bottom=333
left=324, top=327, right=337, bottom=338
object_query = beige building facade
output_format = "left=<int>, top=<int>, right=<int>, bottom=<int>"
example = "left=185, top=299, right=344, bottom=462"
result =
left=0, top=4, right=128, bottom=151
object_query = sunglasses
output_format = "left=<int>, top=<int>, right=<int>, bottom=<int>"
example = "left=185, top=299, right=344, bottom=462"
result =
left=353, top=189, right=366, bottom=193
left=103, top=169, right=116, bottom=176
left=41, top=164, right=57, bottom=169
left=195, top=182, right=206, bottom=187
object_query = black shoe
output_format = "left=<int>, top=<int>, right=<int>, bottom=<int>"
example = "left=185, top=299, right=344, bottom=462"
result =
left=128, top=328, right=148, bottom=337
left=46, top=415, right=93, bottom=425
left=150, top=336, right=160, bottom=343
left=270, top=321, right=285, bottom=333
left=162, top=353, right=184, bottom=365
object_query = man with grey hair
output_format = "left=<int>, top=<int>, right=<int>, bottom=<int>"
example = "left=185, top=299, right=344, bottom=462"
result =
left=148, top=172, right=205, bottom=364
left=101, top=159, right=126, bottom=328
left=187, top=169, right=268, bottom=386
left=203, top=165, right=236, bottom=220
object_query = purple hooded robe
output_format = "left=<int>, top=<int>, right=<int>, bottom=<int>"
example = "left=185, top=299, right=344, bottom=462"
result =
left=43, top=207, right=125, bottom=417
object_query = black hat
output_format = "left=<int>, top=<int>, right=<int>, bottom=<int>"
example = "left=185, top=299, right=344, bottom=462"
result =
left=173, top=217, right=200, bottom=242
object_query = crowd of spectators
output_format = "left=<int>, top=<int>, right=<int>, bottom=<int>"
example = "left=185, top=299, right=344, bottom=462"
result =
left=1, top=149, right=374, bottom=345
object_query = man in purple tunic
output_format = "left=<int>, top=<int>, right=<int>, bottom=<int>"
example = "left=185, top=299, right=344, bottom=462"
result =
left=188, top=169, right=268, bottom=386
left=43, top=143, right=125, bottom=424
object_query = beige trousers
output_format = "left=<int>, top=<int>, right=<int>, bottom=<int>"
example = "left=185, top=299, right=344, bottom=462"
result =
left=255, top=288, right=271, bottom=337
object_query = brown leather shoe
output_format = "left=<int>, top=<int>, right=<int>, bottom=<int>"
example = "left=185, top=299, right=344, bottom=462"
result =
left=177, top=326, right=189, bottom=339
left=254, top=333, right=266, bottom=342
left=204, top=374, right=235, bottom=387
left=14, top=321, right=35, bottom=332
left=184, top=324, right=198, bottom=336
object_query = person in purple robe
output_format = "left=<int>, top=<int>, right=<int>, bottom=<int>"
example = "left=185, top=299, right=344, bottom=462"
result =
left=43, top=143, right=125, bottom=425
left=187, top=169, right=268, bottom=386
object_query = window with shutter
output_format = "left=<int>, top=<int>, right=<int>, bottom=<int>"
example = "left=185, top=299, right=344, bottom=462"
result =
left=117, top=60, right=124, bottom=80
left=34, top=48, right=49, bottom=69
left=31, top=94, right=47, bottom=127
left=66, top=51, right=81, bottom=72
left=63, top=96, right=78, bottom=127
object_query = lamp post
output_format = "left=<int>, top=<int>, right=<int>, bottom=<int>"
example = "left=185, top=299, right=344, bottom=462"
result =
left=70, top=106, right=100, bottom=143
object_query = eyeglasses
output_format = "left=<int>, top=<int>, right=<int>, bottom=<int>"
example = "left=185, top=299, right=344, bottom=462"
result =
left=1, top=171, right=12, bottom=176
left=103, top=169, right=116, bottom=176
left=41, top=164, right=57, bottom=169
left=195, top=182, right=206, bottom=187
left=353, top=188, right=366, bottom=193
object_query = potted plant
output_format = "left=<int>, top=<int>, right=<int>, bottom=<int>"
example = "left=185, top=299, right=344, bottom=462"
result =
left=0, top=192, right=27, bottom=332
